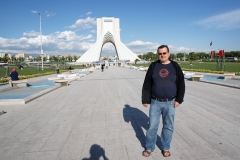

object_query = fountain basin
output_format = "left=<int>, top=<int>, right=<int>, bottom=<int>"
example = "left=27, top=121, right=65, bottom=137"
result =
left=0, top=80, right=60, bottom=105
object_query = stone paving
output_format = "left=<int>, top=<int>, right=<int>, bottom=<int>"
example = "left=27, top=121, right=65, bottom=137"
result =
left=0, top=66, right=240, bottom=160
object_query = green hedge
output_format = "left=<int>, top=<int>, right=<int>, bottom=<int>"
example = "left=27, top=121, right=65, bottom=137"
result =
left=0, top=70, right=68, bottom=83
left=182, top=68, right=240, bottom=75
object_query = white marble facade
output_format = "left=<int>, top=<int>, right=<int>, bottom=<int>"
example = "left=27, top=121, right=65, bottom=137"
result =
left=76, top=17, right=139, bottom=63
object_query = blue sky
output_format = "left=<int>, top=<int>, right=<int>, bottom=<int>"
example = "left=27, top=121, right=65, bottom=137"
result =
left=0, top=0, right=240, bottom=56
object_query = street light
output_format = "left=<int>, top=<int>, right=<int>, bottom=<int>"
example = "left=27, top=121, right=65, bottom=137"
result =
left=39, top=13, right=44, bottom=70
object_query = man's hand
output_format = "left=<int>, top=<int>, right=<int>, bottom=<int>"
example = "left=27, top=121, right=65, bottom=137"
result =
left=174, top=101, right=180, bottom=108
left=143, top=104, right=148, bottom=108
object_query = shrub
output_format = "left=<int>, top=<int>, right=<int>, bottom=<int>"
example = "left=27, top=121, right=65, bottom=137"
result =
left=0, top=70, right=68, bottom=83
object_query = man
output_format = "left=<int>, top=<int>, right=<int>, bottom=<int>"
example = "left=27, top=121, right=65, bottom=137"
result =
left=10, top=68, right=19, bottom=81
left=101, top=63, right=105, bottom=72
left=142, top=45, right=185, bottom=157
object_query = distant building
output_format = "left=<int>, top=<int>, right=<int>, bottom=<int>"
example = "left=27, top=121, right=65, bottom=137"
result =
left=0, top=53, right=8, bottom=58
left=28, top=56, right=33, bottom=60
left=15, top=53, right=29, bottom=59
left=0, top=53, right=12, bottom=60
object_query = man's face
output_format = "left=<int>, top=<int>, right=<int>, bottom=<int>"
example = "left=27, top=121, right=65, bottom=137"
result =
left=158, top=47, right=170, bottom=63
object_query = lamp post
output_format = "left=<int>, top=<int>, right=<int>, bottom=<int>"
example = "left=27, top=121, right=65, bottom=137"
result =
left=183, top=49, right=186, bottom=62
left=57, top=55, right=60, bottom=74
left=39, top=13, right=44, bottom=70
left=69, top=53, right=71, bottom=68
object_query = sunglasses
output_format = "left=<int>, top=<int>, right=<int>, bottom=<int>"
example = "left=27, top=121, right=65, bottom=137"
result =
left=158, top=52, right=167, bottom=55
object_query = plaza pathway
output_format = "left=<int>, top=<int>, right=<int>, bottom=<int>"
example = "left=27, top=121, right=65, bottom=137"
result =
left=0, top=66, right=240, bottom=160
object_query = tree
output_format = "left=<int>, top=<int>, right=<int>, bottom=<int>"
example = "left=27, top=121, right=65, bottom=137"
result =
left=176, top=53, right=184, bottom=60
left=134, top=59, right=140, bottom=64
left=142, top=52, right=157, bottom=61
left=2, top=56, right=8, bottom=62
left=169, top=54, right=175, bottom=60
left=138, top=54, right=143, bottom=59
left=61, top=56, right=65, bottom=61
left=11, top=55, right=16, bottom=62
left=18, top=57, right=24, bottom=62
left=36, top=56, right=41, bottom=61
left=188, top=52, right=196, bottom=62
left=195, top=52, right=209, bottom=61
left=73, top=55, right=78, bottom=61
left=51, top=56, right=58, bottom=61
left=43, top=57, right=47, bottom=61
left=67, top=55, right=72, bottom=62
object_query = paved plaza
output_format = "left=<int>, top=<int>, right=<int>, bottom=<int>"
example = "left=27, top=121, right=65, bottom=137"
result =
left=1, top=66, right=240, bottom=160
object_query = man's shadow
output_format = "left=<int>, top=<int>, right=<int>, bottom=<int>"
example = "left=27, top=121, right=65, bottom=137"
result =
left=123, top=104, right=162, bottom=150
left=82, top=144, right=109, bottom=160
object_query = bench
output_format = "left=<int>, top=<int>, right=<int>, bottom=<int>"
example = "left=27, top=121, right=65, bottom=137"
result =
left=224, top=73, right=235, bottom=79
left=53, top=80, right=69, bottom=86
left=192, top=75, right=204, bottom=81
left=10, top=80, right=28, bottom=87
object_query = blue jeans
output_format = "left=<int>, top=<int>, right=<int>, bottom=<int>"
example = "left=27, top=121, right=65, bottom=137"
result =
left=145, top=99, right=175, bottom=151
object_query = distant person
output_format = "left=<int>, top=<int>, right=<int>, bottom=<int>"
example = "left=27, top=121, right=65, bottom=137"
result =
left=69, top=65, right=72, bottom=70
left=101, top=64, right=105, bottom=72
left=190, top=62, right=193, bottom=68
left=19, top=65, right=24, bottom=70
left=56, top=66, right=60, bottom=74
left=10, top=68, right=19, bottom=81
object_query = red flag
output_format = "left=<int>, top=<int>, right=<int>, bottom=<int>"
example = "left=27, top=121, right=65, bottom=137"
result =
left=211, top=50, right=215, bottom=58
left=219, top=50, right=224, bottom=58
left=210, top=41, right=212, bottom=46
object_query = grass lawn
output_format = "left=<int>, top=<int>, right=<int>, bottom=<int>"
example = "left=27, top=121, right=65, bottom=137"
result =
left=134, top=61, right=240, bottom=73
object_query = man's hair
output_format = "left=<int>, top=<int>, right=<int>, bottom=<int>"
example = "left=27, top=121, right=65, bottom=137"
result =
left=157, top=45, right=169, bottom=53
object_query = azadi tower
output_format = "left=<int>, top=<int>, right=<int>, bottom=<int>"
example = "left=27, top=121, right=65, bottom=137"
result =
left=76, top=17, right=139, bottom=63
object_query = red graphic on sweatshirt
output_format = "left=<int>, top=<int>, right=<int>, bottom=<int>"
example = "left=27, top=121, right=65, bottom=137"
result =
left=159, top=68, right=169, bottom=78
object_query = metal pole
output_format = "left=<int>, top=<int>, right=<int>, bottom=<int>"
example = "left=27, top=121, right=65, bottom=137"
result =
left=184, top=50, right=186, bottom=62
left=39, top=13, right=44, bottom=70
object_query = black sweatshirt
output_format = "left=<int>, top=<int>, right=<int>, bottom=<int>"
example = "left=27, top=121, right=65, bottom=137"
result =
left=142, top=60, right=185, bottom=104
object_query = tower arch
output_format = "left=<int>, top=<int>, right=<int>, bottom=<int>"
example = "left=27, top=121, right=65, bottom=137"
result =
left=76, top=17, right=139, bottom=63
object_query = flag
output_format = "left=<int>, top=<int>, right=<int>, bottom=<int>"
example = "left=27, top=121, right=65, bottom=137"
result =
left=219, top=50, right=225, bottom=58
left=211, top=50, right=215, bottom=58
left=210, top=41, right=212, bottom=46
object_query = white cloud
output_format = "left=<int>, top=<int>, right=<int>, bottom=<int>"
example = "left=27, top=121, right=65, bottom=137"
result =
left=196, top=9, right=240, bottom=30
left=85, top=12, right=92, bottom=15
left=31, top=10, right=37, bottom=14
left=90, top=30, right=96, bottom=33
left=0, top=14, right=207, bottom=57
left=23, top=30, right=39, bottom=37
left=126, top=40, right=159, bottom=54
left=45, top=11, right=56, bottom=17
left=0, top=32, right=209, bottom=56
left=128, top=40, right=154, bottom=46
left=67, top=17, right=96, bottom=30
left=168, top=45, right=191, bottom=53
left=54, top=31, right=93, bottom=41
left=0, top=30, right=94, bottom=55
